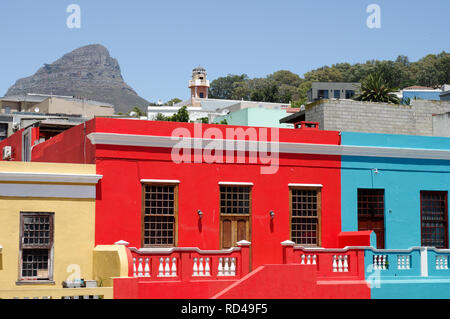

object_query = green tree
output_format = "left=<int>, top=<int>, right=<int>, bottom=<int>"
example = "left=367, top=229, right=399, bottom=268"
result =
left=128, top=106, right=146, bottom=117
left=353, top=72, right=400, bottom=104
left=169, top=106, right=190, bottom=122
left=166, top=98, right=182, bottom=106
left=209, top=74, right=249, bottom=99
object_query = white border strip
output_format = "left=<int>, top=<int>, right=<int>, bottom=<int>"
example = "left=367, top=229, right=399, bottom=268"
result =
left=129, top=246, right=241, bottom=255
left=87, top=133, right=450, bottom=161
left=140, top=179, right=180, bottom=184
left=0, top=172, right=103, bottom=184
left=288, top=184, right=323, bottom=188
left=0, top=183, right=96, bottom=199
left=219, top=182, right=254, bottom=186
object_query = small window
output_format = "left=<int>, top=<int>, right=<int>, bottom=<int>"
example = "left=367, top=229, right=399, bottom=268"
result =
left=199, top=92, right=204, bottom=98
left=290, top=187, right=321, bottom=246
left=421, top=191, right=448, bottom=249
left=19, top=213, right=54, bottom=282
left=334, top=90, right=340, bottom=99
left=142, top=184, right=178, bottom=247
left=345, top=90, right=355, bottom=99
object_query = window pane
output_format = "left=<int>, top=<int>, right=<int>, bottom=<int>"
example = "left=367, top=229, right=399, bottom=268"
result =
left=291, top=189, right=319, bottom=245
left=421, top=191, right=448, bottom=249
left=220, top=186, right=251, bottom=215
left=143, top=185, right=176, bottom=246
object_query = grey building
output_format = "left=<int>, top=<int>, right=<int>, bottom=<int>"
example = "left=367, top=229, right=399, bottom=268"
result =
left=280, top=99, right=450, bottom=137
left=307, top=82, right=361, bottom=102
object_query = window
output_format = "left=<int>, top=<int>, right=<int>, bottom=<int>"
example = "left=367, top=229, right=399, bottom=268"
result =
left=345, top=90, right=355, bottom=99
left=220, top=186, right=251, bottom=249
left=318, top=90, right=329, bottom=100
left=290, top=187, right=321, bottom=246
left=0, top=123, right=7, bottom=141
left=334, top=90, right=340, bottom=99
left=199, top=92, right=204, bottom=98
left=358, top=189, right=385, bottom=249
left=142, top=184, right=178, bottom=247
left=421, top=191, right=448, bottom=249
left=19, top=213, right=54, bottom=282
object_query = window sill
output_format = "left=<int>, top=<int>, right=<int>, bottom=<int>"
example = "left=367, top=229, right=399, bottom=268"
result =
left=16, top=280, right=55, bottom=286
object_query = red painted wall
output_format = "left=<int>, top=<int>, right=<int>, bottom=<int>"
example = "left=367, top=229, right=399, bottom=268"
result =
left=25, top=118, right=342, bottom=269
left=0, top=128, right=24, bottom=161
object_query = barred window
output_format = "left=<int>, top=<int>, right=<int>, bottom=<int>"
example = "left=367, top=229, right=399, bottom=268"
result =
left=142, top=184, right=177, bottom=247
left=290, top=188, right=321, bottom=246
left=358, top=189, right=384, bottom=218
left=220, top=186, right=251, bottom=215
left=20, top=213, right=54, bottom=281
left=421, top=191, right=448, bottom=249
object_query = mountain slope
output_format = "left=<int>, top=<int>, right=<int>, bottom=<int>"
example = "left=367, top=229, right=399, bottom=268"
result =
left=5, top=44, right=149, bottom=113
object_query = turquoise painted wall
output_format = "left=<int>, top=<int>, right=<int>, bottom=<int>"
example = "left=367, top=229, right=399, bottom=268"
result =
left=214, top=108, right=294, bottom=128
left=341, top=132, right=450, bottom=249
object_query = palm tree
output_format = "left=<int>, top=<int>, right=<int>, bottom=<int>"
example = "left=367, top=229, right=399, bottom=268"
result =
left=354, top=72, right=400, bottom=104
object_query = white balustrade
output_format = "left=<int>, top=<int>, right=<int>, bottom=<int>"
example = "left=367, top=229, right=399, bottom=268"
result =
left=217, top=257, right=236, bottom=276
left=133, top=257, right=137, bottom=277
left=373, top=255, right=388, bottom=270
left=300, top=254, right=317, bottom=265
left=397, top=255, right=411, bottom=270
left=192, top=257, right=212, bottom=277
left=157, top=257, right=178, bottom=277
left=436, top=256, right=449, bottom=270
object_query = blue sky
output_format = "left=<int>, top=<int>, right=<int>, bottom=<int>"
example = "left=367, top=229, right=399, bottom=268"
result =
left=0, top=0, right=449, bottom=103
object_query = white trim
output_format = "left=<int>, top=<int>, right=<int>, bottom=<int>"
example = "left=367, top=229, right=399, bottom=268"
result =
left=0, top=172, right=103, bottom=184
left=87, top=132, right=450, bottom=161
left=140, top=179, right=180, bottom=184
left=288, top=183, right=323, bottom=188
left=0, top=183, right=96, bottom=199
left=218, top=182, right=254, bottom=186
left=129, top=246, right=241, bottom=255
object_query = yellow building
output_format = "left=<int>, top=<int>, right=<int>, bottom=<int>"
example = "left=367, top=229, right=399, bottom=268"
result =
left=0, top=162, right=113, bottom=299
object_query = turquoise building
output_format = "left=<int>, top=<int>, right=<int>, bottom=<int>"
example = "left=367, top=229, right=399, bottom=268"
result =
left=341, top=132, right=450, bottom=298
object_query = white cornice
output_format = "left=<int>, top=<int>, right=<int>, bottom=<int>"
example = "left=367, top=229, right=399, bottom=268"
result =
left=141, top=179, right=180, bottom=184
left=219, top=182, right=254, bottom=186
left=288, top=184, right=323, bottom=188
left=87, top=132, right=450, bottom=161
left=0, top=172, right=103, bottom=184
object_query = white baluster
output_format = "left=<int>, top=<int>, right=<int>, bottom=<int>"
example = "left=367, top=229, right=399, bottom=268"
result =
left=205, top=258, right=211, bottom=276
left=306, top=255, right=311, bottom=265
left=343, top=255, right=349, bottom=272
left=373, top=256, right=378, bottom=270
left=199, top=257, right=204, bottom=276
left=445, top=257, right=448, bottom=270
left=164, top=257, right=170, bottom=277
left=405, top=256, right=410, bottom=270
left=133, top=258, right=137, bottom=277
left=193, top=258, right=198, bottom=276
left=301, top=255, right=305, bottom=265
left=171, top=257, right=177, bottom=277
left=338, top=256, right=343, bottom=272
left=158, top=257, right=164, bottom=277
left=138, top=258, right=143, bottom=277
left=230, top=258, right=236, bottom=276
left=437, top=256, right=441, bottom=270
left=218, top=258, right=224, bottom=276
left=224, top=257, right=230, bottom=276
left=332, top=255, right=337, bottom=272
left=144, top=258, right=150, bottom=277
left=312, top=255, right=317, bottom=265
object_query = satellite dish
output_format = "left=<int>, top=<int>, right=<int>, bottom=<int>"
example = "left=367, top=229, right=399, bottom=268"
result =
left=34, top=107, right=40, bottom=113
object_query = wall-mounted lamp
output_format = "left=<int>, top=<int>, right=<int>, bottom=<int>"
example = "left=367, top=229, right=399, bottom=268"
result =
left=197, top=210, right=203, bottom=219
left=373, top=168, right=379, bottom=175
left=270, top=210, right=275, bottom=220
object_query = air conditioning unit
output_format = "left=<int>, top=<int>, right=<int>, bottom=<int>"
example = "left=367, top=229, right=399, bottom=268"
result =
left=2, top=146, right=12, bottom=160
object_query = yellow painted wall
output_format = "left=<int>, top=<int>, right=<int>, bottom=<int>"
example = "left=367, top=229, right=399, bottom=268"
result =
left=0, top=162, right=97, bottom=291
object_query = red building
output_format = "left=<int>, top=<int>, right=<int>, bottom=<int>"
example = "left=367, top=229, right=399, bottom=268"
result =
left=1, top=118, right=372, bottom=298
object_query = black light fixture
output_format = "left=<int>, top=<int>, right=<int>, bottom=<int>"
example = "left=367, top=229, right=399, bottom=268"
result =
left=198, top=210, right=203, bottom=219
left=270, top=210, right=275, bottom=219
